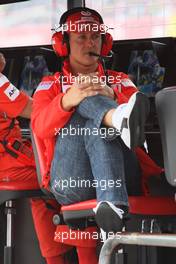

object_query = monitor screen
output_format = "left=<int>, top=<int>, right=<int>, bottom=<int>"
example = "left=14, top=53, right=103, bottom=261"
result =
left=127, top=49, right=165, bottom=97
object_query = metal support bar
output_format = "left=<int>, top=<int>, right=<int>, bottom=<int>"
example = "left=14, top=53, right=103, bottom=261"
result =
left=4, top=200, right=15, bottom=264
left=5, top=201, right=13, bottom=247
left=99, top=232, right=176, bottom=264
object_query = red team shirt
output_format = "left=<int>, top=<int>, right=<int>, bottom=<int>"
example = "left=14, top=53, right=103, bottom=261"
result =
left=31, top=60, right=138, bottom=187
left=0, top=73, right=29, bottom=169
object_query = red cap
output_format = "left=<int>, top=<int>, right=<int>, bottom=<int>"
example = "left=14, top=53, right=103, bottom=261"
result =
left=64, top=10, right=104, bottom=33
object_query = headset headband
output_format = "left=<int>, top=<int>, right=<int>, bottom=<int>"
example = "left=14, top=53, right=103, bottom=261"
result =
left=59, top=7, right=104, bottom=26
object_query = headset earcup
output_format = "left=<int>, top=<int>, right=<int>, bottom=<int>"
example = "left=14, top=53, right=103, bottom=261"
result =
left=101, top=32, right=113, bottom=56
left=51, top=32, right=68, bottom=57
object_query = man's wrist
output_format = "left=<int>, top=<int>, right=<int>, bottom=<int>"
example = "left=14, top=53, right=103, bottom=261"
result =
left=61, top=94, right=73, bottom=112
left=110, top=88, right=116, bottom=100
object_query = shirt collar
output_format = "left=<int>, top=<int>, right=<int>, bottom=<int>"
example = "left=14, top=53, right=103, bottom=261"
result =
left=62, top=59, right=106, bottom=84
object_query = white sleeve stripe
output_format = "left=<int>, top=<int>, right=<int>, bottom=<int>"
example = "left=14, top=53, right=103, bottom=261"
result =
left=35, top=81, right=54, bottom=92
left=0, top=73, right=9, bottom=87
left=121, top=78, right=136, bottom=88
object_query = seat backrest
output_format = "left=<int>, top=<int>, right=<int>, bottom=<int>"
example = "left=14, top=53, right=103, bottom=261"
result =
left=155, top=87, right=176, bottom=187
left=30, top=126, right=52, bottom=196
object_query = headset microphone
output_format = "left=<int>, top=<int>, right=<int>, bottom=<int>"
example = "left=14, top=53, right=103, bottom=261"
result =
left=88, top=52, right=100, bottom=57
left=88, top=50, right=113, bottom=58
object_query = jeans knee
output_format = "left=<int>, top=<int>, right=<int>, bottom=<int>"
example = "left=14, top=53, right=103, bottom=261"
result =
left=50, top=178, right=95, bottom=205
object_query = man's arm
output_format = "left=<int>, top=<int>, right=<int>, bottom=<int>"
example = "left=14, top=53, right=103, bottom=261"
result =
left=0, top=73, right=30, bottom=118
left=32, top=76, right=75, bottom=139
left=19, top=97, right=33, bottom=119
left=112, top=72, right=138, bottom=104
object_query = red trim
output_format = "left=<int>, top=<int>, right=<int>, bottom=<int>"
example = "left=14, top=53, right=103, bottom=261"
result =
left=129, top=196, right=176, bottom=215
left=61, top=196, right=176, bottom=216
left=61, top=199, right=96, bottom=211
left=0, top=181, right=39, bottom=190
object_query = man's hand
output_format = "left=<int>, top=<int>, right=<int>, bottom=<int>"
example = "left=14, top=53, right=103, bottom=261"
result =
left=61, top=81, right=102, bottom=111
left=19, top=97, right=33, bottom=119
left=98, top=83, right=115, bottom=100
left=61, top=72, right=115, bottom=111
left=0, top=53, right=6, bottom=73
left=79, top=72, right=115, bottom=100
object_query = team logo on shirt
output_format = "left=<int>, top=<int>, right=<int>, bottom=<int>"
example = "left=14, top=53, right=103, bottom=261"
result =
left=4, top=84, right=20, bottom=101
left=36, top=81, right=54, bottom=92
left=81, top=11, right=91, bottom=16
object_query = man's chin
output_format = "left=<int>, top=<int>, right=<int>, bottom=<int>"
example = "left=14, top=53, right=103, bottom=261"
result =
left=82, top=56, right=98, bottom=65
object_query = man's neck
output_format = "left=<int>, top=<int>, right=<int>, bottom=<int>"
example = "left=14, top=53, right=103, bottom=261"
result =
left=69, top=58, right=98, bottom=75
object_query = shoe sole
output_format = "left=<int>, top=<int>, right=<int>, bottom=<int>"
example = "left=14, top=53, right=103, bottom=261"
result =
left=95, top=202, right=123, bottom=233
left=130, top=93, right=150, bottom=149
left=121, top=92, right=150, bottom=149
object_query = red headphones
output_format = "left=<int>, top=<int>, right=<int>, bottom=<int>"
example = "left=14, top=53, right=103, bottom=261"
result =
left=51, top=7, right=113, bottom=57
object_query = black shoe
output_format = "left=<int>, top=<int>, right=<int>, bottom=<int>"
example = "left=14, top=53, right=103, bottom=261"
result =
left=129, top=92, right=150, bottom=149
left=93, top=201, right=128, bottom=233
left=112, top=92, right=150, bottom=149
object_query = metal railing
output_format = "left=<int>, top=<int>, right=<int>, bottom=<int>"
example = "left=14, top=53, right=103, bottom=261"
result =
left=99, top=232, right=176, bottom=264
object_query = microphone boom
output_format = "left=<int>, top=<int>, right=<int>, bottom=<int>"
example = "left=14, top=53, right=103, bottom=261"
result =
left=88, top=52, right=100, bottom=57
left=88, top=51, right=113, bottom=58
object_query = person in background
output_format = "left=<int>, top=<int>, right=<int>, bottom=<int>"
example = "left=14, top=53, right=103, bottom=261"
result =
left=0, top=52, right=73, bottom=264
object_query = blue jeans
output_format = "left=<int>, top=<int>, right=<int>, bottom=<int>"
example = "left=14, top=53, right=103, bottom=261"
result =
left=50, top=95, right=141, bottom=206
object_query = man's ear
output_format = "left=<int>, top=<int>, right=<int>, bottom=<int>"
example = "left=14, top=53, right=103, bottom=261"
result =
left=51, top=32, right=70, bottom=57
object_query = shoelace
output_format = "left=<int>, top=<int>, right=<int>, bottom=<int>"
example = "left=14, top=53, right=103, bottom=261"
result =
left=144, top=140, right=149, bottom=153
left=93, top=201, right=124, bottom=219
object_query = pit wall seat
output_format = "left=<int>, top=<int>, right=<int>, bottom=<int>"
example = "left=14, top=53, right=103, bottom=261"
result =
left=155, top=86, right=176, bottom=188
left=31, top=127, right=176, bottom=248
left=95, top=88, right=176, bottom=263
